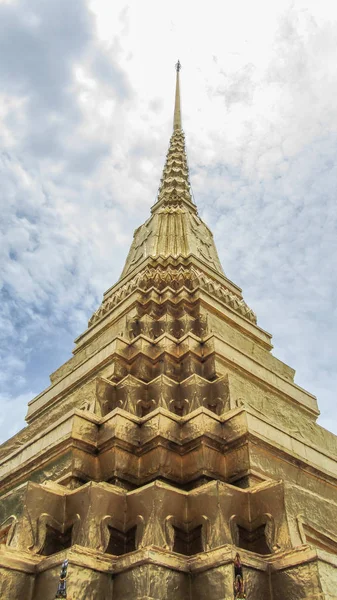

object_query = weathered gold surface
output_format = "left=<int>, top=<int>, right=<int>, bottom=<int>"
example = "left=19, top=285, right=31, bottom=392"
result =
left=1, top=65, right=337, bottom=599
left=0, top=566, right=34, bottom=599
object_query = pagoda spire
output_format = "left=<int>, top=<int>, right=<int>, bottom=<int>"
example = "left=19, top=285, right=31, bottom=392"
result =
left=173, top=60, right=182, bottom=131
left=117, top=63, right=225, bottom=280
left=154, top=61, right=195, bottom=212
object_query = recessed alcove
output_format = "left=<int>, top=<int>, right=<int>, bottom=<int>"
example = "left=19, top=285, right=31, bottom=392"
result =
left=106, top=525, right=137, bottom=556
left=205, top=401, right=222, bottom=415
left=173, top=404, right=184, bottom=416
left=41, top=524, right=73, bottom=556
left=173, top=524, right=203, bottom=555
left=237, top=523, right=270, bottom=555
left=302, top=523, right=337, bottom=555
left=139, top=404, right=153, bottom=417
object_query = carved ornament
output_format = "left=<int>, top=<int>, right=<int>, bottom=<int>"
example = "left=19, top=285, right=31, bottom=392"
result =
left=89, top=264, right=256, bottom=326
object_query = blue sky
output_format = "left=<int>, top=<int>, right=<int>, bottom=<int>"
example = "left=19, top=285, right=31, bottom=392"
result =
left=0, top=0, right=336, bottom=442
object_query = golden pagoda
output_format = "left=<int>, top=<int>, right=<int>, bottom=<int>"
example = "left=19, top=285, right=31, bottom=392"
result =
left=0, top=62, right=337, bottom=600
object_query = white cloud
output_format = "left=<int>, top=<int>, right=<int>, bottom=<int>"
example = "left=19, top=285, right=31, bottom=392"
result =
left=0, top=391, right=36, bottom=444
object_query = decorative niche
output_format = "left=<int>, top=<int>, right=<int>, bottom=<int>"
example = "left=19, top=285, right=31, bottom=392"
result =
left=105, top=525, right=137, bottom=556
left=41, top=524, right=73, bottom=556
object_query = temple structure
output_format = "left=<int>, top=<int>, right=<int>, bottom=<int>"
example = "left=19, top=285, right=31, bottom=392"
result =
left=0, top=63, right=337, bottom=600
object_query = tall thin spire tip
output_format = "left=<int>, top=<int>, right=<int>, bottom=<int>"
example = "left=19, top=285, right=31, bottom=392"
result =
left=173, top=61, right=182, bottom=131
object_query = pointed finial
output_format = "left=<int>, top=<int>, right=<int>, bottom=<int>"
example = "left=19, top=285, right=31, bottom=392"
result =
left=173, top=60, right=182, bottom=131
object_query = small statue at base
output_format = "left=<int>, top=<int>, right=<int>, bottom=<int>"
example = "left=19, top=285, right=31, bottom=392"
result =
left=234, top=552, right=243, bottom=578
left=55, top=559, right=68, bottom=599
left=233, top=553, right=246, bottom=599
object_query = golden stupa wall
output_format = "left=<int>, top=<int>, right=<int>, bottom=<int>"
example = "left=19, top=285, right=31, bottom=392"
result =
left=1, top=68, right=337, bottom=599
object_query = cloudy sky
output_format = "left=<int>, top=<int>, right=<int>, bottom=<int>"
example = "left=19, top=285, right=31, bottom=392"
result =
left=0, top=0, right=336, bottom=443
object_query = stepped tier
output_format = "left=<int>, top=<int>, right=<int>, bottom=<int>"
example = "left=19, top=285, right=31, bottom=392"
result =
left=1, top=404, right=337, bottom=497
left=1, top=476, right=337, bottom=599
left=89, top=260, right=257, bottom=328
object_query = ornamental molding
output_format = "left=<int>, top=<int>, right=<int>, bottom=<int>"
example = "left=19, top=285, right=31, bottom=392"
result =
left=89, top=264, right=256, bottom=327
